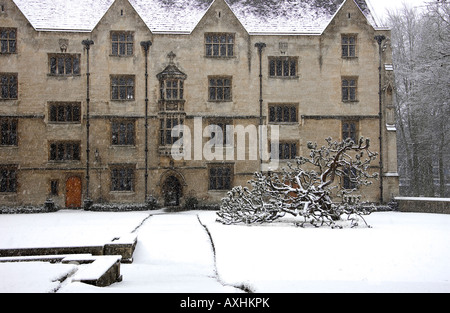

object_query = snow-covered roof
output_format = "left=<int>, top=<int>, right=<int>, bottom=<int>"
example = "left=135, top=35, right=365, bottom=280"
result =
left=13, top=0, right=115, bottom=32
left=12, top=0, right=380, bottom=34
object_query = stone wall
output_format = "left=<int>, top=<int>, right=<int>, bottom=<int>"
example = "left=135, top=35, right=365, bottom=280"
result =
left=395, top=197, right=450, bottom=214
left=0, top=0, right=399, bottom=208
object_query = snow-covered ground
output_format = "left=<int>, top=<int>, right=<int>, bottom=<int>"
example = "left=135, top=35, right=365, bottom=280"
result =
left=0, top=210, right=449, bottom=293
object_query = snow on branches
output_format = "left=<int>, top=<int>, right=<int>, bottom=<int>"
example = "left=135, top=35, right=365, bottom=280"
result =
left=216, top=137, right=379, bottom=228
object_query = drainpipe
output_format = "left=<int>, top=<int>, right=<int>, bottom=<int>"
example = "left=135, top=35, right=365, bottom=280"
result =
left=82, top=39, right=94, bottom=209
left=255, top=42, right=266, bottom=173
left=141, top=40, right=152, bottom=201
left=375, top=35, right=386, bottom=204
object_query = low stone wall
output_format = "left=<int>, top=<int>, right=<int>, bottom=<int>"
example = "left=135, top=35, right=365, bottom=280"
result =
left=0, top=246, right=104, bottom=258
left=0, top=234, right=137, bottom=263
left=395, top=197, right=450, bottom=214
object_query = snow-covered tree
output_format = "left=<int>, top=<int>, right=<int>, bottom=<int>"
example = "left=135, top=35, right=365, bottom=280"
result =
left=387, top=1, right=450, bottom=197
left=217, top=137, right=378, bottom=228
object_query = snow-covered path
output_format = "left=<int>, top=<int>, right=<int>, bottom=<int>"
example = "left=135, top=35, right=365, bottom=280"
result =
left=60, top=212, right=241, bottom=293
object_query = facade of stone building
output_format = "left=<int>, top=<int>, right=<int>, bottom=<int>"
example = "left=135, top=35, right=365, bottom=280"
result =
left=0, top=0, right=399, bottom=209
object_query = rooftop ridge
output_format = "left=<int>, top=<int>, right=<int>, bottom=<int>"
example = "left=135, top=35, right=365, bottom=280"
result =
left=12, top=0, right=378, bottom=34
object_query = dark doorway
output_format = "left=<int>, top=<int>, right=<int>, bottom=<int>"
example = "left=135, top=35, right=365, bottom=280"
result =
left=162, top=176, right=182, bottom=207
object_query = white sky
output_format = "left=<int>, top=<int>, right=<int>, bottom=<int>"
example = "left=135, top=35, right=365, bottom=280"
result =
left=367, top=0, right=429, bottom=21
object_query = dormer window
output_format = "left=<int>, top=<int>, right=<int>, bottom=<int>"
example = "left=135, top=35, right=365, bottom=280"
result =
left=342, top=34, right=357, bottom=58
left=111, top=31, right=134, bottom=56
left=205, top=33, right=234, bottom=57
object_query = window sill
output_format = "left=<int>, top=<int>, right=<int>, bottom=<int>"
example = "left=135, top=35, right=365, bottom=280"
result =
left=109, top=191, right=136, bottom=195
left=342, top=100, right=360, bottom=104
left=110, top=145, right=136, bottom=149
left=207, top=100, right=233, bottom=103
left=204, top=56, right=236, bottom=59
left=48, top=122, right=82, bottom=125
left=111, top=99, right=136, bottom=102
left=0, top=145, right=18, bottom=149
left=342, top=56, right=358, bottom=60
left=47, top=160, right=82, bottom=164
left=109, top=54, right=135, bottom=58
left=269, top=76, right=299, bottom=80
left=47, top=74, right=81, bottom=78
left=208, top=189, right=231, bottom=193
left=268, top=122, right=299, bottom=125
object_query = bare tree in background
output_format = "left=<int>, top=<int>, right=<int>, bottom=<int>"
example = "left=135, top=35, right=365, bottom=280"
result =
left=387, top=1, right=449, bottom=197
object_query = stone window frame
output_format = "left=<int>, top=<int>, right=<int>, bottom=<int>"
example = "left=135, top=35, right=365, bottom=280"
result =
left=48, top=102, right=81, bottom=124
left=160, top=79, right=184, bottom=101
left=0, top=28, right=16, bottom=54
left=159, top=114, right=185, bottom=147
left=111, top=75, right=135, bottom=101
left=0, top=118, right=18, bottom=146
left=49, top=141, right=81, bottom=162
left=207, top=118, right=233, bottom=147
left=111, top=119, right=136, bottom=146
left=110, top=164, right=135, bottom=192
left=268, top=103, right=298, bottom=124
left=343, top=166, right=358, bottom=190
left=342, top=77, right=358, bottom=102
left=208, top=163, right=234, bottom=191
left=205, top=33, right=235, bottom=58
left=0, top=164, right=17, bottom=193
left=341, top=34, right=358, bottom=59
left=0, top=73, right=18, bottom=100
left=342, top=120, right=359, bottom=143
left=276, top=141, right=298, bottom=160
left=48, top=53, right=81, bottom=76
left=208, top=76, right=232, bottom=102
left=268, top=56, right=298, bottom=78
left=111, top=31, right=134, bottom=57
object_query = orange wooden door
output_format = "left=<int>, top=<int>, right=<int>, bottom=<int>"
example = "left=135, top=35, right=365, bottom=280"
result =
left=66, top=176, right=82, bottom=208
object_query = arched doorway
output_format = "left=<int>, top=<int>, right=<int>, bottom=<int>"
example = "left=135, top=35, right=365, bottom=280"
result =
left=162, top=176, right=182, bottom=207
left=66, top=176, right=82, bottom=208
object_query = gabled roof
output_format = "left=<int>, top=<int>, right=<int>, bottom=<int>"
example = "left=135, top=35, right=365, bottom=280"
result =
left=13, top=0, right=115, bottom=32
left=12, top=0, right=381, bottom=34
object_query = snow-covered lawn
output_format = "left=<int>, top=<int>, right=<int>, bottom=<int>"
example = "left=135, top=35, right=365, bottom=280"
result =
left=1, top=210, right=450, bottom=293
left=0, top=210, right=150, bottom=249
left=199, top=211, right=450, bottom=293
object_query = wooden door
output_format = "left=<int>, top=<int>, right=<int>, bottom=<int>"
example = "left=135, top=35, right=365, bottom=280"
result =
left=66, top=176, right=82, bottom=208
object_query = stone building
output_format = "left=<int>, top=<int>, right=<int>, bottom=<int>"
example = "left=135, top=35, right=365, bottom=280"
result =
left=0, top=0, right=399, bottom=209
